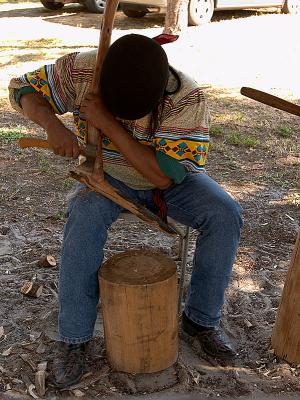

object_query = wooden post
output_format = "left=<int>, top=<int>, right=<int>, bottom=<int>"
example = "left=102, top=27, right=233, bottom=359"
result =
left=271, top=231, right=300, bottom=363
left=99, top=250, right=178, bottom=373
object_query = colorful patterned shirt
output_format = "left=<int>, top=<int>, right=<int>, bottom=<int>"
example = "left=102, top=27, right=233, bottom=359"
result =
left=9, top=50, right=210, bottom=190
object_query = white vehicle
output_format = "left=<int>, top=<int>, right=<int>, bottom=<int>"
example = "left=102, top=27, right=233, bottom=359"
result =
left=40, top=0, right=106, bottom=13
left=39, top=0, right=299, bottom=23
left=119, top=0, right=300, bottom=26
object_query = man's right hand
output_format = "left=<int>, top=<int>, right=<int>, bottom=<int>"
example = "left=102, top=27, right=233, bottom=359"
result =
left=47, top=125, right=80, bottom=159
left=20, top=92, right=80, bottom=159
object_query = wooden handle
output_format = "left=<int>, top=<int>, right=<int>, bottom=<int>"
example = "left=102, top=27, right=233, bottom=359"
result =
left=19, top=137, right=96, bottom=158
left=87, top=0, right=120, bottom=180
left=241, top=87, right=300, bottom=117
left=19, top=137, right=51, bottom=150
left=88, top=0, right=120, bottom=145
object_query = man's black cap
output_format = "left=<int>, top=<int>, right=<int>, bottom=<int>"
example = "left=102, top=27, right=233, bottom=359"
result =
left=100, top=34, right=169, bottom=120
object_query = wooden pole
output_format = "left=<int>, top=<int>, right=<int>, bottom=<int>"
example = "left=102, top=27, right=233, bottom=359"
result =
left=271, top=231, right=300, bottom=363
left=99, top=250, right=178, bottom=373
left=87, top=0, right=120, bottom=180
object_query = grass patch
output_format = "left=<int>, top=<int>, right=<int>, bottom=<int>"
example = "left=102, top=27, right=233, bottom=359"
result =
left=36, top=153, right=51, bottom=172
left=227, top=132, right=260, bottom=147
left=234, top=111, right=245, bottom=121
left=0, top=128, right=27, bottom=142
left=54, top=211, right=67, bottom=221
left=210, top=126, right=224, bottom=137
left=63, top=178, right=75, bottom=190
left=24, top=38, right=63, bottom=48
left=277, top=127, right=293, bottom=138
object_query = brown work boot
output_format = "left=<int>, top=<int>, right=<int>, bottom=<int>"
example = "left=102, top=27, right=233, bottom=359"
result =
left=182, top=312, right=236, bottom=360
left=52, top=342, right=87, bottom=389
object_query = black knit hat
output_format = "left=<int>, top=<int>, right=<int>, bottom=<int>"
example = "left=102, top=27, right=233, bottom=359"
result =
left=100, top=34, right=169, bottom=120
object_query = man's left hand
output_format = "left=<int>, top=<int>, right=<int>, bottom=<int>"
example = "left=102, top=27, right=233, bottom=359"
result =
left=80, top=93, right=113, bottom=129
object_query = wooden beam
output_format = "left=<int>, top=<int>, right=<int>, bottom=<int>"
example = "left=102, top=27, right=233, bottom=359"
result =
left=271, top=230, right=300, bottom=363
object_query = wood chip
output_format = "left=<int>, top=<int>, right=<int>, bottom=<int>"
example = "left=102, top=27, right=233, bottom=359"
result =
left=29, top=331, right=42, bottom=342
left=0, top=364, right=7, bottom=373
left=19, top=354, right=37, bottom=371
left=48, top=287, right=58, bottom=299
left=71, top=389, right=85, bottom=397
left=20, top=281, right=43, bottom=298
left=0, top=326, right=4, bottom=339
left=38, top=255, right=57, bottom=268
left=36, top=343, right=47, bottom=354
left=35, top=370, right=46, bottom=397
left=21, top=374, right=39, bottom=399
left=193, top=373, right=200, bottom=385
left=244, top=319, right=253, bottom=328
left=2, top=346, right=13, bottom=356
left=37, top=361, right=48, bottom=372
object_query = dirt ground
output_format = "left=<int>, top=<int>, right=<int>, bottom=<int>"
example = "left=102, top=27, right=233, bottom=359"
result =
left=0, top=2, right=300, bottom=399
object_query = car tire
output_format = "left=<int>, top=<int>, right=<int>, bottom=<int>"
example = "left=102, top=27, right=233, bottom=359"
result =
left=282, top=0, right=300, bottom=14
left=121, top=4, right=147, bottom=17
left=188, top=0, right=214, bottom=26
left=84, top=0, right=106, bottom=13
left=40, top=0, right=64, bottom=10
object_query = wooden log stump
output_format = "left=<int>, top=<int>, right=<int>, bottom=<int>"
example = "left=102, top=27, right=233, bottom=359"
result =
left=99, top=250, right=178, bottom=373
left=271, top=231, right=300, bottom=363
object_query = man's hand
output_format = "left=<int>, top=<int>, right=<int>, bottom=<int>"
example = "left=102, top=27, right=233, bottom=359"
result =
left=20, top=92, right=80, bottom=159
left=46, top=124, right=80, bottom=158
left=80, top=93, right=113, bottom=130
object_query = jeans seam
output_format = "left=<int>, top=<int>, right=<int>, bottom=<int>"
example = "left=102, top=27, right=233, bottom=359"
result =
left=184, top=307, right=219, bottom=328
left=59, top=333, right=92, bottom=344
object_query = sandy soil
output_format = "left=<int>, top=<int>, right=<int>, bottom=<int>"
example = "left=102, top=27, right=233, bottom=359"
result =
left=0, top=2, right=299, bottom=399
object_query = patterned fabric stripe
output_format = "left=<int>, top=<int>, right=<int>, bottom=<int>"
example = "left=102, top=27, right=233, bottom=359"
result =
left=72, top=69, right=94, bottom=81
left=46, top=65, right=68, bottom=114
left=162, top=88, right=204, bottom=121
left=156, top=127, right=209, bottom=138
left=130, top=123, right=209, bottom=139
left=20, top=75, right=29, bottom=84
left=73, top=110, right=87, bottom=141
left=23, top=67, right=59, bottom=113
left=56, top=52, right=77, bottom=109
left=155, top=137, right=209, bottom=167
left=157, top=134, right=209, bottom=143
left=103, top=155, right=131, bottom=166
left=181, top=159, right=205, bottom=172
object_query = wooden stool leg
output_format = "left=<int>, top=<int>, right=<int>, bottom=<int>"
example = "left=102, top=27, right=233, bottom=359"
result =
left=178, top=226, right=190, bottom=313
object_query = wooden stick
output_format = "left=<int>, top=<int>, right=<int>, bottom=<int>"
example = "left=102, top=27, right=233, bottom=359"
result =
left=241, top=87, right=300, bottom=117
left=70, top=165, right=177, bottom=235
left=88, top=0, right=120, bottom=182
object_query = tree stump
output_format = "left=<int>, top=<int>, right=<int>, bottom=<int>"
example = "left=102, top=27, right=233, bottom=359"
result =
left=99, top=250, right=178, bottom=373
left=271, top=231, right=300, bottom=363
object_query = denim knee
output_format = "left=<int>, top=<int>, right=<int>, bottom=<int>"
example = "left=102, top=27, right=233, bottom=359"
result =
left=195, top=193, right=243, bottom=232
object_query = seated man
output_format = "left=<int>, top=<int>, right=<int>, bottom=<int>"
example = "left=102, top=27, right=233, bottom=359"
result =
left=9, top=33, right=243, bottom=389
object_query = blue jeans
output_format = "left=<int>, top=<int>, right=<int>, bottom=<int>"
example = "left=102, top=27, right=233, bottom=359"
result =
left=58, top=172, right=243, bottom=343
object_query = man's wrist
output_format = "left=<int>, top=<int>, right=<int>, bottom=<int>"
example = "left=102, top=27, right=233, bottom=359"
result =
left=44, top=114, right=64, bottom=132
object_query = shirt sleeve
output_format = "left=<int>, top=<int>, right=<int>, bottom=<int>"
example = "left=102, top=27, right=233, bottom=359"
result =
left=154, top=87, right=210, bottom=173
left=156, top=151, right=187, bottom=184
left=8, top=52, right=78, bottom=115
